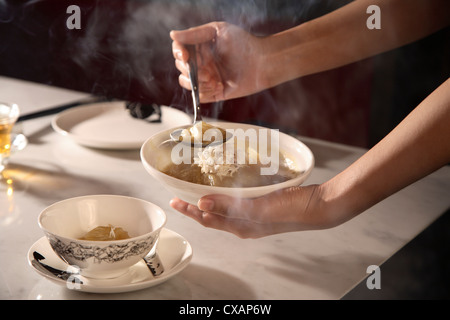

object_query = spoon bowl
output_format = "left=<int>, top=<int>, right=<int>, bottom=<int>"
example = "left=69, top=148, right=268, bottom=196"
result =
left=169, top=127, right=233, bottom=148
left=170, top=45, right=231, bottom=147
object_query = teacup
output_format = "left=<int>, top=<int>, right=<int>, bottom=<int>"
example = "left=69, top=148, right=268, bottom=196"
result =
left=38, top=194, right=166, bottom=279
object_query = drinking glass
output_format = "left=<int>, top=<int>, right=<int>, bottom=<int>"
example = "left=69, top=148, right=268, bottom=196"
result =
left=0, top=102, right=20, bottom=175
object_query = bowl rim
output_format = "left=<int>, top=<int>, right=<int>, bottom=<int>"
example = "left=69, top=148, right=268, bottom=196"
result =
left=38, top=194, right=167, bottom=245
left=140, top=121, right=315, bottom=193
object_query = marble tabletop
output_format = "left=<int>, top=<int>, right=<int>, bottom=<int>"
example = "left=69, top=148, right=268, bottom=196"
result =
left=1, top=76, right=449, bottom=300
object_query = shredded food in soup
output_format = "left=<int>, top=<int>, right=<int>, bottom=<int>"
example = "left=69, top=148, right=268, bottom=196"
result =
left=160, top=138, right=301, bottom=187
left=79, top=224, right=130, bottom=241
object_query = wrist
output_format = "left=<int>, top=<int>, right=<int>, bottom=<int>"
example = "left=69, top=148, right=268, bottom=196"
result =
left=314, top=179, right=359, bottom=229
left=288, top=184, right=344, bottom=230
left=259, top=23, right=318, bottom=89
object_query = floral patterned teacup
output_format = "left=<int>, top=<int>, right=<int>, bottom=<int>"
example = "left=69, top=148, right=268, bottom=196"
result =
left=38, top=195, right=166, bottom=279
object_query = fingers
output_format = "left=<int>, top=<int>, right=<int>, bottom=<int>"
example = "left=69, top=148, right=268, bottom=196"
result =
left=169, top=197, right=281, bottom=238
left=198, top=195, right=262, bottom=220
left=198, top=192, right=293, bottom=223
left=173, top=45, right=224, bottom=102
left=169, top=198, right=205, bottom=224
left=172, top=40, right=187, bottom=63
left=169, top=198, right=246, bottom=235
left=176, top=60, right=213, bottom=83
left=171, top=23, right=225, bottom=103
left=177, top=72, right=224, bottom=103
left=170, top=23, right=218, bottom=63
left=177, top=75, right=224, bottom=102
left=170, top=23, right=218, bottom=45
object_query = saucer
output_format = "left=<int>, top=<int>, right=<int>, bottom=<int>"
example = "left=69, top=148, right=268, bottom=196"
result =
left=51, top=102, right=191, bottom=150
left=27, top=228, right=193, bottom=293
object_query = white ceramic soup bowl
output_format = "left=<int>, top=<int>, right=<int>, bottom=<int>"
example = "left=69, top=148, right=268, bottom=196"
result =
left=140, top=122, right=314, bottom=205
left=38, top=194, right=166, bottom=279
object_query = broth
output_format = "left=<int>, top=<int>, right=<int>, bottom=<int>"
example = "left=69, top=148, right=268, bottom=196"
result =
left=159, top=138, right=301, bottom=188
left=162, top=161, right=299, bottom=187
left=79, top=225, right=130, bottom=241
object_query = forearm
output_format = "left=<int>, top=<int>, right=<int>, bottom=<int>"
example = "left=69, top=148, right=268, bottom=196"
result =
left=261, top=0, right=450, bottom=88
left=172, top=79, right=449, bottom=236
left=318, top=78, right=450, bottom=225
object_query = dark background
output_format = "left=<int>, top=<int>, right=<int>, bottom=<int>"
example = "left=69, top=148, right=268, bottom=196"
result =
left=1, top=0, right=448, bottom=148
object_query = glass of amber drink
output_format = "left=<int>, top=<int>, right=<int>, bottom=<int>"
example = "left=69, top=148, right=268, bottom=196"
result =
left=0, top=103, right=20, bottom=175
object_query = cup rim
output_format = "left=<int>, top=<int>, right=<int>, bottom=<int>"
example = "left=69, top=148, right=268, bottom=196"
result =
left=0, top=102, right=20, bottom=125
left=38, top=194, right=167, bottom=245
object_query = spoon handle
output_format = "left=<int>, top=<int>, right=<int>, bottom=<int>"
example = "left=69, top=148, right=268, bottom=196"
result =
left=187, top=45, right=202, bottom=123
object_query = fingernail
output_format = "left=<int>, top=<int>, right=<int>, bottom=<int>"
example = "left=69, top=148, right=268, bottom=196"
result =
left=169, top=198, right=182, bottom=210
left=198, top=198, right=214, bottom=211
left=175, top=50, right=183, bottom=60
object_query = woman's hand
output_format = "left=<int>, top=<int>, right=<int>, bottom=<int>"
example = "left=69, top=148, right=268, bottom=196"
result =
left=169, top=78, right=450, bottom=239
left=170, top=22, right=268, bottom=103
left=169, top=185, right=340, bottom=239
left=170, top=1, right=450, bottom=104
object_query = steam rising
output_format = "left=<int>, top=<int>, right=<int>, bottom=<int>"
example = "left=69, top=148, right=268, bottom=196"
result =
left=1, top=0, right=373, bottom=146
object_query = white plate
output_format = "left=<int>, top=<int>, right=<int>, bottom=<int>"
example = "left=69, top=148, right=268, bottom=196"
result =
left=27, top=228, right=193, bottom=293
left=51, top=101, right=191, bottom=150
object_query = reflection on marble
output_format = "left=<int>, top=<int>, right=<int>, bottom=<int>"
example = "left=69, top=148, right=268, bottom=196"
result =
left=28, top=272, right=193, bottom=300
left=27, top=263, right=258, bottom=300
left=51, top=139, right=141, bottom=174
left=2, top=161, right=120, bottom=206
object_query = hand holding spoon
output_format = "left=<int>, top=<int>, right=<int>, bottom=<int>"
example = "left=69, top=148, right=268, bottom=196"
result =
left=170, top=45, right=231, bottom=147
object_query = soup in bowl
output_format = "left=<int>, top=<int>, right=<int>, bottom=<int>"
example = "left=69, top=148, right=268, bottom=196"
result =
left=140, top=122, right=314, bottom=205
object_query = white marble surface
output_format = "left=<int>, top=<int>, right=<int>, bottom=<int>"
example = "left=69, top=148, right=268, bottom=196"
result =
left=1, top=76, right=449, bottom=300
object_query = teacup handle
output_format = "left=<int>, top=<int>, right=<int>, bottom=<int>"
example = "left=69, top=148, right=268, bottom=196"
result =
left=143, top=249, right=164, bottom=276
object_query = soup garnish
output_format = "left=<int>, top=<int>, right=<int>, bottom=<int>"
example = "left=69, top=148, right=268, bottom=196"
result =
left=79, top=225, right=130, bottom=241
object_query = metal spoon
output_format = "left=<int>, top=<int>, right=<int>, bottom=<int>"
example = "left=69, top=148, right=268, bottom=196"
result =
left=170, top=45, right=230, bottom=147
left=170, top=123, right=233, bottom=148
left=33, top=250, right=163, bottom=279
left=32, top=251, right=83, bottom=284
left=170, top=44, right=201, bottom=143
left=188, top=44, right=202, bottom=126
